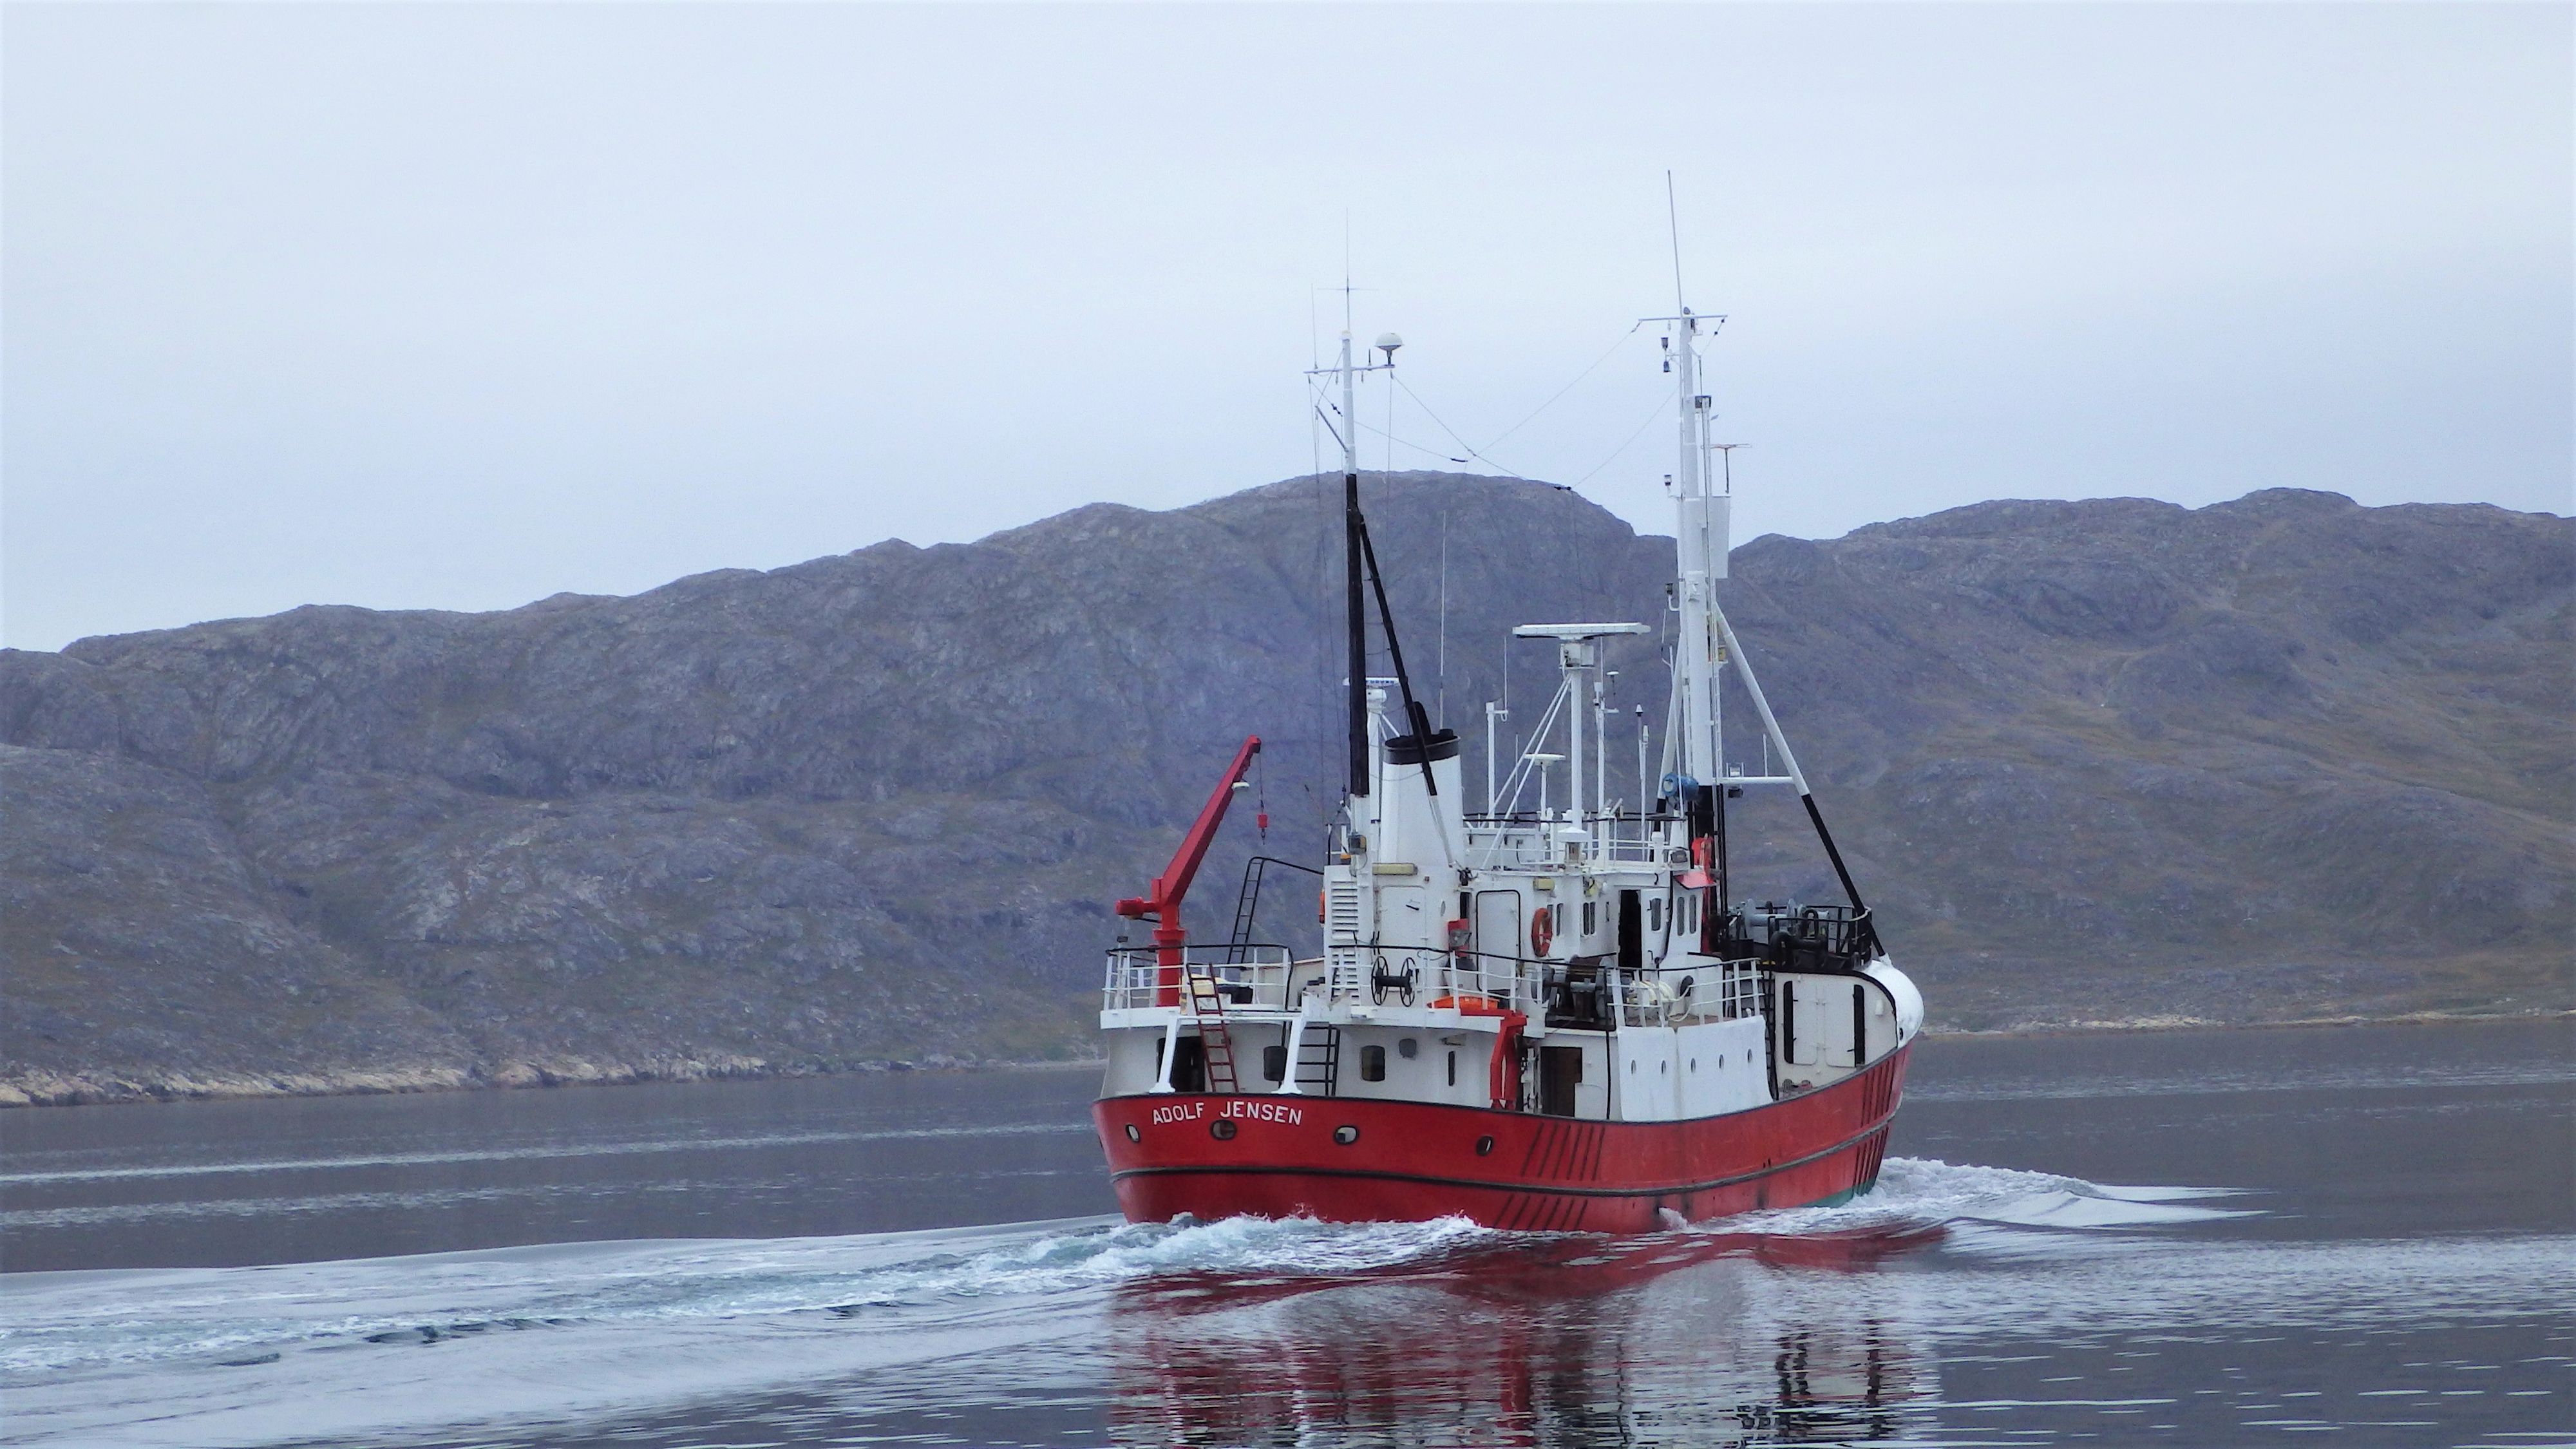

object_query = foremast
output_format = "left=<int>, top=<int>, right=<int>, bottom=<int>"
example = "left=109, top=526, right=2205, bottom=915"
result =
left=1311, top=325, right=1466, bottom=1009
left=1647, top=307, right=1880, bottom=955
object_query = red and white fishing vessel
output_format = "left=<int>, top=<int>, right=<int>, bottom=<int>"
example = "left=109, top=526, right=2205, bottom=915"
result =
left=1092, top=300, right=1922, bottom=1232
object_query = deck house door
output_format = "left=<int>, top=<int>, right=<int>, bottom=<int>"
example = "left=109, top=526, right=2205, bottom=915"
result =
left=1539, top=1045, right=1583, bottom=1117
left=1474, top=890, right=1522, bottom=981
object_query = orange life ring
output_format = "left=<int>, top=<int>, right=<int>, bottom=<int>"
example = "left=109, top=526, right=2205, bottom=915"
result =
left=1529, top=906, right=1554, bottom=957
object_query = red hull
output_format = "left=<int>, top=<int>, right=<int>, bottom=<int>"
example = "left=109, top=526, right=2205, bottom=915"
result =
left=1094, top=1043, right=1910, bottom=1233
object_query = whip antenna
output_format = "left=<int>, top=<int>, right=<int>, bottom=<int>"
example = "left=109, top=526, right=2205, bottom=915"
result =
left=1666, top=170, right=1686, bottom=312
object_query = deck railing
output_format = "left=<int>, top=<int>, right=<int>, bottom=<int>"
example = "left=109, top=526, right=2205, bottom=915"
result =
left=1101, top=943, right=1549, bottom=1016
left=1615, top=959, right=1765, bottom=1027
left=1723, top=902, right=1883, bottom=968
left=1460, top=813, right=1682, bottom=871
left=1103, top=944, right=1777, bottom=1027
left=1099, top=945, right=1296, bottom=1012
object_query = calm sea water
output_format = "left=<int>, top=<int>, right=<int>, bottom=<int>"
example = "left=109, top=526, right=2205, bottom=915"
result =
left=2, top=1019, right=2568, bottom=1448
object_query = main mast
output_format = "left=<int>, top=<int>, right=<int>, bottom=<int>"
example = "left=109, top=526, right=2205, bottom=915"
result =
left=1663, top=310, right=1728, bottom=786
left=1653, top=300, right=1880, bottom=953
left=1340, top=329, right=1368, bottom=800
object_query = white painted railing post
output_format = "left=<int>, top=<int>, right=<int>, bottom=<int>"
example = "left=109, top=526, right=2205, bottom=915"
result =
left=1151, top=1015, right=1181, bottom=1094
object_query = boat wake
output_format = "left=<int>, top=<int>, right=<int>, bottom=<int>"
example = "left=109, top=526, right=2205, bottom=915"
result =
left=1733, top=1155, right=2248, bottom=1235
left=0, top=1157, right=2247, bottom=1447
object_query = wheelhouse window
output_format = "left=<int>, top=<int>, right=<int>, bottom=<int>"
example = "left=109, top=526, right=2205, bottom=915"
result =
left=1359, top=1045, right=1387, bottom=1082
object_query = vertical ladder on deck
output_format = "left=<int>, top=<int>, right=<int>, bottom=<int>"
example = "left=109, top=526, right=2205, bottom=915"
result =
left=1224, top=858, right=1266, bottom=964
left=1324, top=879, right=1365, bottom=1001
left=1294, top=1023, right=1341, bottom=1097
left=1182, top=966, right=1240, bottom=1094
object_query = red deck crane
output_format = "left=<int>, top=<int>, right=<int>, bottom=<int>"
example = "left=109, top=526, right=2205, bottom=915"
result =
left=1116, top=735, right=1262, bottom=1007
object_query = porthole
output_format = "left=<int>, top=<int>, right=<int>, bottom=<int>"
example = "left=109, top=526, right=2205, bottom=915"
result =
left=1333, top=1125, right=1361, bottom=1146
left=1475, top=1135, right=1496, bottom=1156
left=1690, top=1057, right=1698, bottom=1072
left=1629, top=1060, right=1638, bottom=1075
left=1660, top=1060, right=1669, bottom=1075
left=1210, top=1120, right=1236, bottom=1141
left=1123, top=1123, right=1141, bottom=1143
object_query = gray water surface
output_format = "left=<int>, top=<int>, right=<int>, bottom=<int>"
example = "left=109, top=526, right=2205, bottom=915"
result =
left=3, top=1018, right=2569, bottom=1447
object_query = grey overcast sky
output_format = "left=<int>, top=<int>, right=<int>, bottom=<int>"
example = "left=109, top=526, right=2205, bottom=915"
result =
left=4, top=3, right=2567, bottom=652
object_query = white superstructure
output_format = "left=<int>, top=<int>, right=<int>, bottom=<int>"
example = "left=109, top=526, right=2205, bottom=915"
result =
left=1099, top=306, right=1920, bottom=1123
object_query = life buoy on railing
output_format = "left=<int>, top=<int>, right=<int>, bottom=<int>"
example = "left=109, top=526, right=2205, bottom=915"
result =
left=1529, top=905, right=1554, bottom=957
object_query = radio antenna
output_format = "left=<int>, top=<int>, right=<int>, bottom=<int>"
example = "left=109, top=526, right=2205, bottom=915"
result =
left=1665, top=170, right=1686, bottom=312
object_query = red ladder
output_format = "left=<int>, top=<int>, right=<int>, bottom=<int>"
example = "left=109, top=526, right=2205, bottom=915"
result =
left=1182, top=966, right=1240, bottom=1094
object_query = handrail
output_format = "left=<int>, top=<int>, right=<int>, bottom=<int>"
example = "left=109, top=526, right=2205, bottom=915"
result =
left=1099, top=940, right=1548, bottom=1016
left=1226, top=855, right=1323, bottom=963
left=1721, top=902, right=1881, bottom=966
left=1614, top=958, right=1766, bottom=1027
left=1101, top=945, right=1297, bottom=1012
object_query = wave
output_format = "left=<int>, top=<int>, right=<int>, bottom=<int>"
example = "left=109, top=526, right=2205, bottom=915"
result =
left=47, top=1152, right=2570, bottom=1449
left=0, top=1158, right=2233, bottom=1381
left=1723, top=1157, right=2251, bottom=1238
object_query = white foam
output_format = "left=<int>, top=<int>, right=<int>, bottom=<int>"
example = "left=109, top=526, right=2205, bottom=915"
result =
left=1697, top=1157, right=2252, bottom=1241
left=1, top=1160, right=2244, bottom=1379
left=0, top=1212, right=1511, bottom=1378
left=0, top=1160, right=2266, bottom=1447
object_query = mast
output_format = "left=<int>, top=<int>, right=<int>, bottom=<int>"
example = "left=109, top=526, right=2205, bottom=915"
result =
left=1319, top=324, right=1416, bottom=802
left=1653, top=296, right=1879, bottom=952
left=1341, top=328, right=1368, bottom=799
left=1665, top=310, right=1727, bottom=786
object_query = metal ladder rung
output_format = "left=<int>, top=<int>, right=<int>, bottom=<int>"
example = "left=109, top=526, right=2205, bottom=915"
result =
left=1184, top=966, right=1240, bottom=1095
left=1293, top=1023, right=1340, bottom=1097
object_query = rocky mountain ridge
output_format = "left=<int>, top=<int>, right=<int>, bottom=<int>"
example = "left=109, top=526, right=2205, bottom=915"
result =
left=3, top=475, right=2567, bottom=1104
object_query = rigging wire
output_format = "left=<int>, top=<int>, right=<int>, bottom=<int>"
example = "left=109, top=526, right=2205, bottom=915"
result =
left=1475, top=322, right=1648, bottom=457
left=1436, top=509, right=1448, bottom=729
left=1312, top=400, right=1351, bottom=457
left=1567, top=386, right=1676, bottom=488
left=1393, top=373, right=1524, bottom=478
left=1351, top=413, right=1470, bottom=466
left=1388, top=325, right=1651, bottom=481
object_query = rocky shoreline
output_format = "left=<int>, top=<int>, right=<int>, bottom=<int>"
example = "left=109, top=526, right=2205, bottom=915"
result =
left=8, top=1009, right=2558, bottom=1109
left=6, top=480, right=2565, bottom=1109
left=0, top=1051, right=1092, bottom=1108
